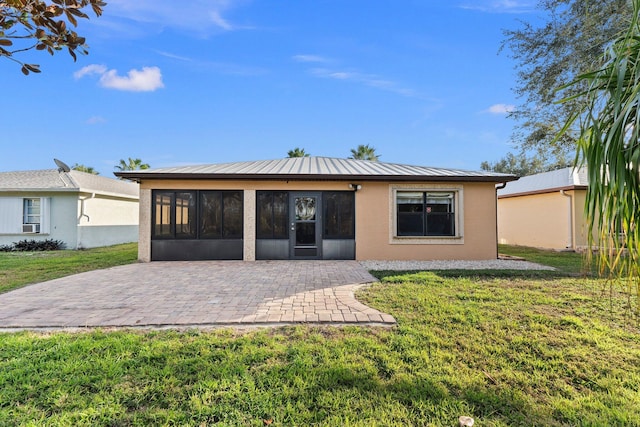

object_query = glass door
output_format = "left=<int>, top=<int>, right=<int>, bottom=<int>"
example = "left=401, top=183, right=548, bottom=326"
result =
left=289, top=192, right=322, bottom=259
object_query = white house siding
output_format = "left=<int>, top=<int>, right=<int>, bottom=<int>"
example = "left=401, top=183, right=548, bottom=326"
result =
left=0, top=197, right=23, bottom=234
left=76, top=194, right=139, bottom=248
left=0, top=193, right=78, bottom=248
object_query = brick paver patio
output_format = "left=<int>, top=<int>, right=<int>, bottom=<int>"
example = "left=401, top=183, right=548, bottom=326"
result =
left=0, top=261, right=396, bottom=331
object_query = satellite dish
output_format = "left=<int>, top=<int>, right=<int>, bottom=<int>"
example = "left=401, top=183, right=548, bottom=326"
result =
left=54, top=158, right=71, bottom=173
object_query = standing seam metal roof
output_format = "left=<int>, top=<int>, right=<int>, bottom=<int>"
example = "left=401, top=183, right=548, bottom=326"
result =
left=115, top=157, right=517, bottom=182
left=497, top=166, right=588, bottom=197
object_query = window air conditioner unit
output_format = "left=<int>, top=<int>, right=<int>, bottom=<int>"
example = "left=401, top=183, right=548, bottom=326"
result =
left=22, top=224, right=40, bottom=233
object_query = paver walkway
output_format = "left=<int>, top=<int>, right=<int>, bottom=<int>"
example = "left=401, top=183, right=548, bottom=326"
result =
left=0, top=261, right=395, bottom=331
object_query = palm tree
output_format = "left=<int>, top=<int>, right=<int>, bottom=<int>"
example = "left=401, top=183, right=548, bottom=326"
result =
left=115, top=158, right=150, bottom=172
left=349, top=144, right=379, bottom=161
left=558, top=0, right=640, bottom=316
left=287, top=148, right=310, bottom=158
left=71, top=163, right=99, bottom=175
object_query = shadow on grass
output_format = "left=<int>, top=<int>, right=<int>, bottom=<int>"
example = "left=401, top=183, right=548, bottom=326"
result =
left=310, top=363, right=552, bottom=425
left=369, top=269, right=586, bottom=282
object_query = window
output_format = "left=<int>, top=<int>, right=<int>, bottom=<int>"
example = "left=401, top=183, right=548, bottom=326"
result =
left=256, top=191, right=288, bottom=239
left=323, top=192, right=355, bottom=239
left=23, top=198, right=41, bottom=224
left=152, top=190, right=243, bottom=239
left=23, top=198, right=41, bottom=233
left=397, top=191, right=455, bottom=237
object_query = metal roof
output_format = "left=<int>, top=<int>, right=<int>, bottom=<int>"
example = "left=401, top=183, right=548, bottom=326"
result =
left=115, top=157, right=517, bottom=183
left=0, top=169, right=139, bottom=198
left=498, top=166, right=588, bottom=198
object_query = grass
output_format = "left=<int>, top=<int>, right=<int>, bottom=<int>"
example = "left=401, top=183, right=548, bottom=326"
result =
left=0, top=243, right=138, bottom=294
left=0, top=245, right=639, bottom=425
left=498, top=244, right=588, bottom=275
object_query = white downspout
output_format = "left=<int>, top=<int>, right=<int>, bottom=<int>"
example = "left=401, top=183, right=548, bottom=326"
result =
left=560, top=190, right=573, bottom=249
left=495, top=182, right=508, bottom=259
left=77, top=193, right=95, bottom=250
left=79, top=193, right=95, bottom=224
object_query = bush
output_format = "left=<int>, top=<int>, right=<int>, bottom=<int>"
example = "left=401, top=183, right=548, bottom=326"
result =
left=5, top=239, right=66, bottom=252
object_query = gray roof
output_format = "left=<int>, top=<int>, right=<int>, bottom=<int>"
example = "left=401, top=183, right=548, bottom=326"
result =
left=115, top=157, right=517, bottom=183
left=498, top=166, right=588, bottom=198
left=0, top=169, right=139, bottom=198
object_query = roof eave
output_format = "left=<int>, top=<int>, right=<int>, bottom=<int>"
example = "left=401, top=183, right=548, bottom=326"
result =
left=114, top=172, right=517, bottom=184
left=0, top=187, right=80, bottom=193
left=498, top=184, right=588, bottom=199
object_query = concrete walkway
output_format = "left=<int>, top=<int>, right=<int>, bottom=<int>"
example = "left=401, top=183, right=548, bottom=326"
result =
left=0, top=261, right=396, bottom=331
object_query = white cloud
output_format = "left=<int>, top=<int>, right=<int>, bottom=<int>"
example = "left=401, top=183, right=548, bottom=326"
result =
left=104, top=0, right=251, bottom=34
left=486, top=103, right=515, bottom=114
left=210, top=9, right=233, bottom=31
left=86, top=116, right=107, bottom=124
left=100, top=67, right=164, bottom=92
left=74, top=64, right=107, bottom=79
left=154, top=50, right=266, bottom=76
left=309, top=68, right=418, bottom=98
left=155, top=50, right=193, bottom=62
left=292, top=54, right=330, bottom=63
left=75, top=64, right=165, bottom=92
left=459, top=0, right=534, bottom=13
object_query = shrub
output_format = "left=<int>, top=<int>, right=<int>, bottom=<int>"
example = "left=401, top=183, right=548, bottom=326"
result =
left=10, top=239, right=66, bottom=252
left=0, top=244, right=14, bottom=252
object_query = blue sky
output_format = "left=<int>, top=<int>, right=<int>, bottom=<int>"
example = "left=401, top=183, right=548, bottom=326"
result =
left=1, top=0, right=540, bottom=177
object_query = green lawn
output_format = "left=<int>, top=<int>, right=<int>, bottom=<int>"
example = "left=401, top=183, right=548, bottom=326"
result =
left=0, top=243, right=138, bottom=294
left=498, top=244, right=589, bottom=275
left=0, top=245, right=639, bottom=425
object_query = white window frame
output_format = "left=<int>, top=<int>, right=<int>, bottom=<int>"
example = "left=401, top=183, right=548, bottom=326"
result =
left=22, top=197, right=50, bottom=234
left=23, top=198, right=41, bottom=226
left=389, top=184, right=464, bottom=245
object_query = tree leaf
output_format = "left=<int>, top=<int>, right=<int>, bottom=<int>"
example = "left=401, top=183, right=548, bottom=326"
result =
left=24, top=63, right=41, bottom=73
left=0, top=39, right=13, bottom=46
left=67, top=8, right=89, bottom=19
left=65, top=10, right=78, bottom=27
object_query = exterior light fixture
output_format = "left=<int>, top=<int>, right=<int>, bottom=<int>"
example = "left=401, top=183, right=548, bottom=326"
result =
left=349, top=183, right=362, bottom=191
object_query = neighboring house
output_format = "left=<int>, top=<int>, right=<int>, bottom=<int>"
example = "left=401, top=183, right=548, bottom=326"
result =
left=0, top=168, right=139, bottom=249
left=115, top=157, right=516, bottom=262
left=497, top=166, right=589, bottom=250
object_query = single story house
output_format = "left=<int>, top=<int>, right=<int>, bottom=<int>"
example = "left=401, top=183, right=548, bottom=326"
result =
left=497, top=166, right=589, bottom=250
left=0, top=166, right=139, bottom=249
left=116, top=157, right=516, bottom=262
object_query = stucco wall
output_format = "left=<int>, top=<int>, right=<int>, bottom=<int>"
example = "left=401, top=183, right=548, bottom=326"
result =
left=354, top=181, right=497, bottom=260
left=497, top=190, right=590, bottom=250
left=75, top=193, right=139, bottom=249
left=140, top=179, right=500, bottom=261
left=571, top=190, right=591, bottom=249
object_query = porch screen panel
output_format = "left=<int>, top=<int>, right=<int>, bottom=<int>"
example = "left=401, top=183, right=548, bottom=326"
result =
left=200, top=191, right=222, bottom=238
left=154, top=192, right=173, bottom=237
left=256, top=191, right=288, bottom=239
left=323, top=192, right=355, bottom=239
left=175, top=192, right=196, bottom=238
left=222, top=191, right=243, bottom=238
